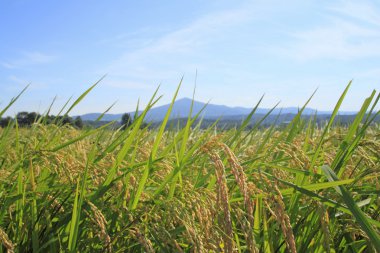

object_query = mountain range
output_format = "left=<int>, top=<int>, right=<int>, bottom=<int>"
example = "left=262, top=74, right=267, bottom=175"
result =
left=79, top=97, right=357, bottom=122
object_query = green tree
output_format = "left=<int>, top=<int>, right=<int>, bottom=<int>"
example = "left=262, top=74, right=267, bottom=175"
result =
left=74, top=116, right=84, bottom=129
left=15, top=112, right=41, bottom=127
left=27, top=112, right=40, bottom=125
left=121, top=113, right=132, bottom=130
left=16, top=112, right=30, bottom=126
left=61, top=115, right=73, bottom=125
left=0, top=117, right=12, bottom=128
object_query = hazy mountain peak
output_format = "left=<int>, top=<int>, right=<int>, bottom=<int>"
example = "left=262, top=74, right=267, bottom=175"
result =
left=79, top=98, right=357, bottom=122
left=176, top=97, right=194, bottom=102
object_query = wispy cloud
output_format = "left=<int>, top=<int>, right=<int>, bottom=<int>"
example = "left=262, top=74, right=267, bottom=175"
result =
left=8, top=75, right=29, bottom=85
left=329, top=0, right=380, bottom=26
left=102, top=3, right=255, bottom=88
left=6, top=75, right=51, bottom=91
left=278, top=1, right=380, bottom=61
left=1, top=51, right=56, bottom=69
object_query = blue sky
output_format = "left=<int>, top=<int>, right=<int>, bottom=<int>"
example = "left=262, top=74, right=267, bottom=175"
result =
left=1, top=0, right=379, bottom=115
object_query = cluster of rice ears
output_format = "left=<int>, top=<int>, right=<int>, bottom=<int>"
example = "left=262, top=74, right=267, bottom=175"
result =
left=0, top=79, right=379, bottom=252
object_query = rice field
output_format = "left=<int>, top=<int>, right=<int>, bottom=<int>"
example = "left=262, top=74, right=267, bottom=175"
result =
left=0, top=81, right=379, bottom=252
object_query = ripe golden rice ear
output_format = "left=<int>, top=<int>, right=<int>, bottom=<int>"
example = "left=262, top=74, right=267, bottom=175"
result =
left=173, top=239, right=185, bottom=253
left=44, top=194, right=65, bottom=213
left=318, top=203, right=331, bottom=253
left=271, top=184, right=297, bottom=253
left=219, top=143, right=259, bottom=252
left=0, top=227, right=14, bottom=253
left=274, top=142, right=311, bottom=171
left=85, top=201, right=112, bottom=253
left=220, top=143, right=250, bottom=209
left=202, top=144, right=234, bottom=253
left=186, top=225, right=205, bottom=252
left=130, top=228, right=155, bottom=253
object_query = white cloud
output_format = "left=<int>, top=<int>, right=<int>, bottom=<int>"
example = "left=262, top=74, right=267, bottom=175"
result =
left=1, top=51, right=56, bottom=69
left=8, top=75, right=29, bottom=85
left=102, top=3, right=255, bottom=87
left=278, top=1, right=380, bottom=61
left=6, top=75, right=49, bottom=90
left=328, top=0, right=380, bottom=26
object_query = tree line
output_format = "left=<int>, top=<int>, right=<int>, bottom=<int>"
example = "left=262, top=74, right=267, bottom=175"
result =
left=0, top=112, right=84, bottom=129
left=0, top=112, right=138, bottom=130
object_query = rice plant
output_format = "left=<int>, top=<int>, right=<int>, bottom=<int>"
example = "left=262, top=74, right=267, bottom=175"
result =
left=0, top=80, right=379, bottom=252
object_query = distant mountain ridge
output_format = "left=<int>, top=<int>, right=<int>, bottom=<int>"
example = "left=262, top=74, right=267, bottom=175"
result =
left=78, top=97, right=357, bottom=122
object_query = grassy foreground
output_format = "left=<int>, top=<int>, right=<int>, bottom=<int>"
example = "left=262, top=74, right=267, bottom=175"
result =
left=0, top=81, right=380, bottom=252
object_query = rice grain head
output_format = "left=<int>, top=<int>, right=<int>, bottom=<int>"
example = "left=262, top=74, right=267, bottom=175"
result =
left=0, top=227, right=14, bottom=253
left=86, top=201, right=112, bottom=253
left=202, top=142, right=234, bottom=253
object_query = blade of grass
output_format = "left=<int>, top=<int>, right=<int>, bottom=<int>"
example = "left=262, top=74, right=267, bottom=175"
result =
left=321, top=165, right=380, bottom=251
left=0, top=84, right=29, bottom=118
left=131, top=78, right=182, bottom=209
